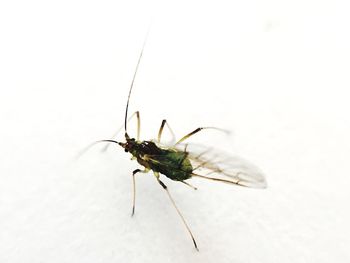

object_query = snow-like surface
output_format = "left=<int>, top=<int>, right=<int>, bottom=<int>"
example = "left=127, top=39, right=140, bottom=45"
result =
left=1, top=0, right=349, bottom=262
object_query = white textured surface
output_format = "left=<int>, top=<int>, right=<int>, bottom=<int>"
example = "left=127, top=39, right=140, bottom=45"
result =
left=1, top=0, right=349, bottom=262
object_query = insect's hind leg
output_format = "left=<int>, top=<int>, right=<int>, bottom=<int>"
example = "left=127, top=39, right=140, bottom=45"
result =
left=153, top=172, right=199, bottom=251
left=131, top=168, right=149, bottom=216
left=175, top=127, right=230, bottom=145
left=157, top=119, right=176, bottom=144
left=180, top=180, right=197, bottom=190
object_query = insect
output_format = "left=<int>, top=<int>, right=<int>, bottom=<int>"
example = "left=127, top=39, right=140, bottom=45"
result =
left=81, top=38, right=267, bottom=251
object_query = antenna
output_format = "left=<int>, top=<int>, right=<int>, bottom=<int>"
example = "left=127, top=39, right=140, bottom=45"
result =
left=124, top=32, right=149, bottom=137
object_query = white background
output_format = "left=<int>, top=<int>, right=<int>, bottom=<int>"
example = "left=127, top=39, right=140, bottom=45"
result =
left=1, top=0, right=349, bottom=262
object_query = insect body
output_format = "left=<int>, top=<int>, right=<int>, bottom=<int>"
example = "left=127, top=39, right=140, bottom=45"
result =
left=129, top=140, right=193, bottom=181
left=84, top=38, right=267, bottom=251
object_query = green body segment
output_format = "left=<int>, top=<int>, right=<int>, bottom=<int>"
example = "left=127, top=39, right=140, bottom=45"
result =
left=149, top=150, right=193, bottom=181
left=127, top=140, right=193, bottom=181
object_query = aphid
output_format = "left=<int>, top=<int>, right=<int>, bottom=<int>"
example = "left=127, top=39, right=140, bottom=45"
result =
left=81, top=39, right=267, bottom=251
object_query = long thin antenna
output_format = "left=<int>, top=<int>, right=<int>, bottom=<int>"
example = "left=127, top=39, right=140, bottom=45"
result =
left=124, top=31, right=149, bottom=136
left=74, top=140, right=121, bottom=160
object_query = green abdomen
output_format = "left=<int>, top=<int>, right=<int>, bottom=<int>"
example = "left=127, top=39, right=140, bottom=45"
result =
left=151, top=151, right=193, bottom=181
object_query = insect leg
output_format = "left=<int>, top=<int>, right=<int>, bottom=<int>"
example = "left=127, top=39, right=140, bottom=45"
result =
left=180, top=180, right=198, bottom=190
left=154, top=172, right=199, bottom=251
left=191, top=173, right=245, bottom=187
left=175, top=127, right=230, bottom=145
left=102, top=111, right=141, bottom=152
left=157, top=119, right=176, bottom=144
left=131, top=168, right=149, bottom=216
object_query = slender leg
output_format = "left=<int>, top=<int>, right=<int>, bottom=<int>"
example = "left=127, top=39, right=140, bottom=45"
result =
left=131, top=168, right=149, bottom=216
left=180, top=180, right=198, bottom=190
left=135, top=111, right=141, bottom=141
left=157, top=119, right=176, bottom=144
left=175, top=126, right=230, bottom=145
left=154, top=172, right=199, bottom=251
left=191, top=172, right=245, bottom=187
left=103, top=111, right=141, bottom=152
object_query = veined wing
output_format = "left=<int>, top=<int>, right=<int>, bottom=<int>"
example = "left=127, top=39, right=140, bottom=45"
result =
left=174, top=143, right=267, bottom=188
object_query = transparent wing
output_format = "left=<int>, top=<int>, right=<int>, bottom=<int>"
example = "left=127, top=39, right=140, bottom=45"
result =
left=174, top=143, right=267, bottom=188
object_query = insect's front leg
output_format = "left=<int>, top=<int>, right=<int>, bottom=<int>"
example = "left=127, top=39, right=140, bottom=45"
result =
left=157, top=119, right=176, bottom=144
left=131, top=168, right=149, bottom=216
